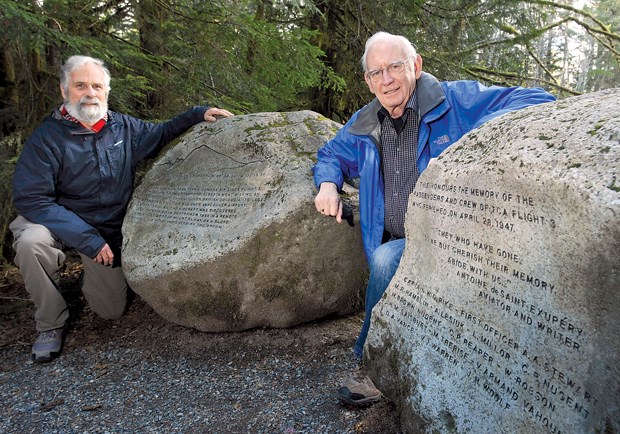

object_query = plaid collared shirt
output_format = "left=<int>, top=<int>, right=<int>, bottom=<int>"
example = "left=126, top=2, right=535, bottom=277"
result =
left=379, top=91, right=420, bottom=238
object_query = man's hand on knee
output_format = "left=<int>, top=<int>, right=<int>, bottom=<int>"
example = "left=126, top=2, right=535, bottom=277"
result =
left=94, top=244, right=114, bottom=266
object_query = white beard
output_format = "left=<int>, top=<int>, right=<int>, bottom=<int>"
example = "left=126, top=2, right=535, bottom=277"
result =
left=64, top=96, right=108, bottom=124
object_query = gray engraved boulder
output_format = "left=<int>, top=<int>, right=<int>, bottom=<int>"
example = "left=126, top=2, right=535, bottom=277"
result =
left=366, top=89, right=619, bottom=433
left=122, top=111, right=367, bottom=332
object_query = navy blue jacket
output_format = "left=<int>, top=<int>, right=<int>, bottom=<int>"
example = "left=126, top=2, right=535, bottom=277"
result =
left=13, top=106, right=208, bottom=258
left=313, top=72, right=556, bottom=260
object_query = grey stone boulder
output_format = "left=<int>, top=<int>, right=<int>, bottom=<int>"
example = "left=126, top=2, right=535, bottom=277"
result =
left=366, top=89, right=619, bottom=433
left=122, top=111, right=367, bottom=332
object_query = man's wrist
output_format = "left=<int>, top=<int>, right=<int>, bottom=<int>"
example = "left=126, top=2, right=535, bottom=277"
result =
left=320, top=181, right=338, bottom=191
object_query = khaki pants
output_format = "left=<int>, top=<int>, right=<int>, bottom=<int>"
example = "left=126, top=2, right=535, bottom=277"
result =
left=10, top=215, right=128, bottom=331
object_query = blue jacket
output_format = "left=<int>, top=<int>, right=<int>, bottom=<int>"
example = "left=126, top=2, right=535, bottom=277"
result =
left=13, top=106, right=208, bottom=258
left=313, top=72, right=555, bottom=260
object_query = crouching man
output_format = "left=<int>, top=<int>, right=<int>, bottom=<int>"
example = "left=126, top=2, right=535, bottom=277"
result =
left=11, top=55, right=233, bottom=362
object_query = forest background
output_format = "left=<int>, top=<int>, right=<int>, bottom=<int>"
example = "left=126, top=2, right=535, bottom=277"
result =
left=0, top=0, right=619, bottom=261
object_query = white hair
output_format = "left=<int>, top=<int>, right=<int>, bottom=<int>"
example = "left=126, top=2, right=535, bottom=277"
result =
left=60, top=55, right=111, bottom=94
left=361, top=32, right=418, bottom=72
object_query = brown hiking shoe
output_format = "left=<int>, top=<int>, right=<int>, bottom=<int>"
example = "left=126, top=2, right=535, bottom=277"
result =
left=338, top=375, right=382, bottom=407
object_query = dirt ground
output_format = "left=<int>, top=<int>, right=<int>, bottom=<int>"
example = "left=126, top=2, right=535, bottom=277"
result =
left=0, top=254, right=402, bottom=433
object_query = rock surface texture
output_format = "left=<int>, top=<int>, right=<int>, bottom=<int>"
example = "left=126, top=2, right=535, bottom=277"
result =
left=366, top=89, right=620, bottom=433
left=122, top=111, right=367, bottom=332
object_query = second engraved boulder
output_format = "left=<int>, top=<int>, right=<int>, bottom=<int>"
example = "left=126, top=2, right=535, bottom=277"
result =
left=365, top=89, right=620, bottom=433
left=122, top=111, right=368, bottom=332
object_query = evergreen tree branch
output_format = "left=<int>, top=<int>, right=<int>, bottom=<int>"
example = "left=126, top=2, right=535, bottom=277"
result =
left=525, top=44, right=559, bottom=85
left=566, top=17, right=620, bottom=43
left=107, top=34, right=180, bottom=71
left=463, top=65, right=580, bottom=95
left=522, top=0, right=614, bottom=35
left=583, top=28, right=620, bottom=66
left=460, top=18, right=570, bottom=55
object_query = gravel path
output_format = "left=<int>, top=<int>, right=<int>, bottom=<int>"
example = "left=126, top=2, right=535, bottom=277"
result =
left=0, top=263, right=401, bottom=433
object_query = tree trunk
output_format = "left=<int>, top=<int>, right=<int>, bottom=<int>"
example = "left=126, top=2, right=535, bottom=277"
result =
left=138, top=0, right=168, bottom=112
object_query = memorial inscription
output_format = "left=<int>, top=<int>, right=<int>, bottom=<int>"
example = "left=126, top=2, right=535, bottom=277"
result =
left=393, top=182, right=591, bottom=422
left=131, top=181, right=265, bottom=228
left=380, top=186, right=596, bottom=430
left=124, top=151, right=285, bottom=273
left=366, top=90, right=619, bottom=433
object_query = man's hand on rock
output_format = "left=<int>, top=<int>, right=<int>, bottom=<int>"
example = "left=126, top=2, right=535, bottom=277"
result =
left=204, top=107, right=234, bottom=122
left=315, top=182, right=343, bottom=223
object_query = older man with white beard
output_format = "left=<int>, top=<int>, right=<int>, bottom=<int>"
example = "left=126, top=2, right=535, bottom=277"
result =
left=10, top=55, right=233, bottom=363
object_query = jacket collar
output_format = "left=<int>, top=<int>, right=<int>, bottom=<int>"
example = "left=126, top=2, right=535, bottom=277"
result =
left=52, top=107, right=113, bottom=135
left=348, top=72, right=446, bottom=137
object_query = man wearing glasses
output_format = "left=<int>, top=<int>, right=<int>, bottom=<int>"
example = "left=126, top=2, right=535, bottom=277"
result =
left=312, top=31, right=555, bottom=406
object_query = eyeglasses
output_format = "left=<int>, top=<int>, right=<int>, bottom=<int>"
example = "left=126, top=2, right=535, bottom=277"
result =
left=366, top=57, right=413, bottom=82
